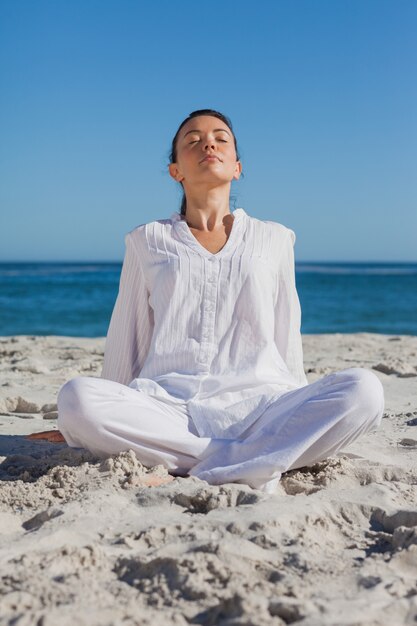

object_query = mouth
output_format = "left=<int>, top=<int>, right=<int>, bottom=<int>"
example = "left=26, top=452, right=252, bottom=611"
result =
left=200, top=155, right=221, bottom=163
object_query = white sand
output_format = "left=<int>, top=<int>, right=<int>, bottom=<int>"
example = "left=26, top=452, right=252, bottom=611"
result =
left=0, top=333, right=416, bottom=625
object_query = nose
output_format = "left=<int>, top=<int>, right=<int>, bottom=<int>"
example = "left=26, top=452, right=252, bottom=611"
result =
left=204, top=136, right=216, bottom=151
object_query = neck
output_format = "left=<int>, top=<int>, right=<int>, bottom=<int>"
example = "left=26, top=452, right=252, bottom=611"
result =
left=182, top=184, right=233, bottom=231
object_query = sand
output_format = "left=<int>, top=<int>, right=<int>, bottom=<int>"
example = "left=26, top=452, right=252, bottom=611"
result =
left=0, top=333, right=416, bottom=625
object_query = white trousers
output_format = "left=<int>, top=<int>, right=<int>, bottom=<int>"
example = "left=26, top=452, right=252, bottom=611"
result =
left=57, top=368, right=384, bottom=494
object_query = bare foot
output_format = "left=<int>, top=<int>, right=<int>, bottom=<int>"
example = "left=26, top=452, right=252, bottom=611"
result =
left=126, top=474, right=175, bottom=488
left=26, top=430, right=66, bottom=443
left=141, top=474, right=174, bottom=487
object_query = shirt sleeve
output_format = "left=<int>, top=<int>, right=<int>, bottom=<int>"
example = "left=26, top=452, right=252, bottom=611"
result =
left=101, top=232, right=154, bottom=385
left=274, top=228, right=308, bottom=386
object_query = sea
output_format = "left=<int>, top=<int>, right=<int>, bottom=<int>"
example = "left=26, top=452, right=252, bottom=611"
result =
left=0, top=262, right=416, bottom=337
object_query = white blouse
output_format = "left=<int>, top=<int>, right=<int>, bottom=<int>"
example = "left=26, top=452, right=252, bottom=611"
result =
left=101, top=208, right=308, bottom=439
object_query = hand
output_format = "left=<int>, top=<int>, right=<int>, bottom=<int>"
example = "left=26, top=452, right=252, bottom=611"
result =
left=26, top=430, right=66, bottom=443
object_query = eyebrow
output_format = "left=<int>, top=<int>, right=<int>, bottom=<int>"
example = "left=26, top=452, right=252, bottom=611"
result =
left=183, top=128, right=231, bottom=138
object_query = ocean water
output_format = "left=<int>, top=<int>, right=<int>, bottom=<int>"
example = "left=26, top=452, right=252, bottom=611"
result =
left=297, top=263, right=417, bottom=335
left=0, top=262, right=416, bottom=337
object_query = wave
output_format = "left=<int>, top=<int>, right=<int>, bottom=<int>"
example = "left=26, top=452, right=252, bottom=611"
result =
left=0, top=263, right=121, bottom=278
left=296, top=264, right=417, bottom=276
left=1, top=262, right=417, bottom=278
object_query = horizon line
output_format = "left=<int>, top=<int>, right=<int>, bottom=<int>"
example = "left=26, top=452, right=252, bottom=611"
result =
left=0, top=259, right=417, bottom=265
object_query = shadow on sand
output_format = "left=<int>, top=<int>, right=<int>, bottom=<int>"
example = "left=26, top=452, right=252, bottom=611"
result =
left=0, top=435, right=97, bottom=481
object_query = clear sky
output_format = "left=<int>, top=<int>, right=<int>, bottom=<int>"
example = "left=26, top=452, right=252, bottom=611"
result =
left=1, top=0, right=416, bottom=262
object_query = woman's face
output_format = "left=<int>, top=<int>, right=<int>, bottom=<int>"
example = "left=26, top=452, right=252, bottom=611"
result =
left=168, top=115, right=242, bottom=188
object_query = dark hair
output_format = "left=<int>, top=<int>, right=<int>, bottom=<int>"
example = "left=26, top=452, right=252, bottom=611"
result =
left=169, top=109, right=241, bottom=216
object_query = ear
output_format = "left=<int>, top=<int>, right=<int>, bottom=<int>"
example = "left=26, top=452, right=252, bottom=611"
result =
left=233, top=160, right=242, bottom=181
left=168, top=163, right=184, bottom=182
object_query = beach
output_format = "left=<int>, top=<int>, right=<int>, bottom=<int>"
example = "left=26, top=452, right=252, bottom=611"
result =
left=1, top=333, right=416, bottom=625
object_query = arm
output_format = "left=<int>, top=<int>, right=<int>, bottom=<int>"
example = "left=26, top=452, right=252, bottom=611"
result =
left=274, top=229, right=308, bottom=386
left=101, top=232, right=154, bottom=385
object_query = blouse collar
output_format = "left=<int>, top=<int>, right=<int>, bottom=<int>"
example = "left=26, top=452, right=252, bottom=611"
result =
left=170, top=208, right=247, bottom=259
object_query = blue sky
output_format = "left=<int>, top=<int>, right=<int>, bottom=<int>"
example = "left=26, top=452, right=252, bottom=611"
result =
left=1, top=0, right=416, bottom=262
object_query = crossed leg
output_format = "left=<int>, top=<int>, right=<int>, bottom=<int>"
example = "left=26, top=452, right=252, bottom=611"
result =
left=189, top=367, right=385, bottom=492
left=56, top=376, right=223, bottom=475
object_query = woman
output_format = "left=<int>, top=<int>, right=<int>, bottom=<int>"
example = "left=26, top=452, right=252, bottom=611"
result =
left=36, top=109, right=385, bottom=493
